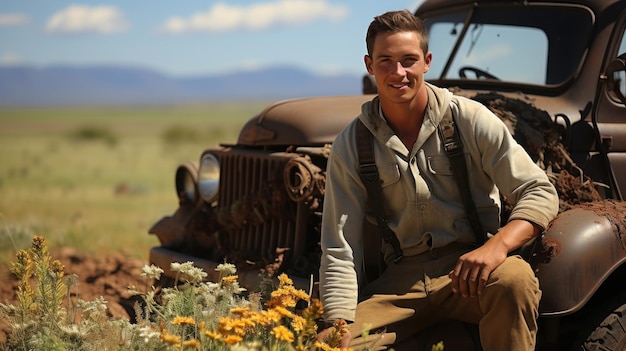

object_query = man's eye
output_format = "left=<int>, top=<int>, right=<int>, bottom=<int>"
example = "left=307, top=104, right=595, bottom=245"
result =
left=402, top=59, right=418, bottom=67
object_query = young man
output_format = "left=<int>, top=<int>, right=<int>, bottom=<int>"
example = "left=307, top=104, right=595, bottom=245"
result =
left=318, top=10, right=559, bottom=351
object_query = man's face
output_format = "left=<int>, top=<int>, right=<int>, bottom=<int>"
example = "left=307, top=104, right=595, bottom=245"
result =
left=364, top=31, right=432, bottom=104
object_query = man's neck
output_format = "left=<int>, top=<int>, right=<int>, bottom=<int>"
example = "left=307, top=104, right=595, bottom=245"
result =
left=379, top=90, right=428, bottom=150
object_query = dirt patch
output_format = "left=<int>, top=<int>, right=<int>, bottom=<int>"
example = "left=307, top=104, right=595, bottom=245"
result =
left=0, top=247, right=149, bottom=343
left=473, top=93, right=604, bottom=221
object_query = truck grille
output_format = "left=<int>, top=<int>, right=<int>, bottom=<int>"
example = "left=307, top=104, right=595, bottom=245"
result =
left=215, top=149, right=299, bottom=262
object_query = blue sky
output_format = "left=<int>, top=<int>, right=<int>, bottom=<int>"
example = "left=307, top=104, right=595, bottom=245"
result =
left=0, top=1, right=423, bottom=77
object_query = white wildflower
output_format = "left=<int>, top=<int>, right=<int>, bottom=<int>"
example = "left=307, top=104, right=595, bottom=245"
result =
left=170, top=261, right=208, bottom=284
left=77, top=296, right=108, bottom=315
left=138, top=325, right=160, bottom=343
left=216, top=262, right=237, bottom=276
left=140, top=264, right=164, bottom=280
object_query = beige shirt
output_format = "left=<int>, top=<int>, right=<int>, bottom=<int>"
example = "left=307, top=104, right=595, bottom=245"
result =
left=319, top=83, right=559, bottom=322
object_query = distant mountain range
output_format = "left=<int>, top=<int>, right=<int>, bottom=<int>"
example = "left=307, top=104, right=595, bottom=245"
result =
left=0, top=65, right=364, bottom=106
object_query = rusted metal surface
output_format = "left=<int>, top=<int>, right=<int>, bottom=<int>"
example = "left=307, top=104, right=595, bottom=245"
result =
left=536, top=207, right=626, bottom=315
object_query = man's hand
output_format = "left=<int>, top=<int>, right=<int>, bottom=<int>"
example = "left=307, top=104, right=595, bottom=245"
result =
left=448, top=219, right=540, bottom=298
left=448, top=241, right=507, bottom=298
left=316, top=320, right=351, bottom=348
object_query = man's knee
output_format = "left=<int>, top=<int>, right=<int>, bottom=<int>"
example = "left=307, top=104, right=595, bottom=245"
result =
left=487, top=256, right=541, bottom=305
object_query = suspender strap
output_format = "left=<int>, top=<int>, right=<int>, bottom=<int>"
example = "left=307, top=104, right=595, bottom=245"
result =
left=438, top=108, right=487, bottom=244
left=357, top=120, right=404, bottom=264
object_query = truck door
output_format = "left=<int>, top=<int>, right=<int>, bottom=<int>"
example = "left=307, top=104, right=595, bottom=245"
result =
left=593, top=8, right=626, bottom=200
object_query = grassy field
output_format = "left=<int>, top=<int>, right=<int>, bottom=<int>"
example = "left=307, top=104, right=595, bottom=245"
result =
left=0, top=102, right=268, bottom=266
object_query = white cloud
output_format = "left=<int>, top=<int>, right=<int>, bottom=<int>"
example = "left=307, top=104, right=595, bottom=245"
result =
left=45, top=5, right=129, bottom=34
left=160, top=0, right=348, bottom=34
left=0, top=13, right=29, bottom=27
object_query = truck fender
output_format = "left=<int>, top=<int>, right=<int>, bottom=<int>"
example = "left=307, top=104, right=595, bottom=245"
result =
left=149, top=161, right=200, bottom=247
left=532, top=207, right=626, bottom=316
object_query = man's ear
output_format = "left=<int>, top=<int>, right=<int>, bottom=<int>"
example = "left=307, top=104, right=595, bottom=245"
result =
left=424, top=51, right=433, bottom=73
left=364, top=55, right=374, bottom=75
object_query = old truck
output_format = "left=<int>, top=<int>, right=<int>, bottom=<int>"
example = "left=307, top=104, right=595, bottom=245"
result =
left=148, top=0, right=626, bottom=349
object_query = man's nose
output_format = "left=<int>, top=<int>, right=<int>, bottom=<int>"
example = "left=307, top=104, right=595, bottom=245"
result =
left=393, top=61, right=406, bottom=75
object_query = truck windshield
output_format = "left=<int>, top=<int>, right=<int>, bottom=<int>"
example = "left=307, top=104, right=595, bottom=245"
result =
left=423, top=4, right=593, bottom=86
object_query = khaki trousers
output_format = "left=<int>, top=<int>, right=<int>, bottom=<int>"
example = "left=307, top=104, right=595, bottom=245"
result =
left=349, top=245, right=541, bottom=351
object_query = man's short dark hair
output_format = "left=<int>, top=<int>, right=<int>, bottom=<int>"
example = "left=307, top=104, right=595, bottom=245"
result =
left=366, top=10, right=429, bottom=57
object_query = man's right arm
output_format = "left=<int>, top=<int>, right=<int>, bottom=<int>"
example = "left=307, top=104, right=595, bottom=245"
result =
left=319, top=128, right=365, bottom=323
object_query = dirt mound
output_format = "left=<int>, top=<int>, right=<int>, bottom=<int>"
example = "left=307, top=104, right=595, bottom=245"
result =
left=471, top=93, right=603, bottom=219
left=0, top=248, right=149, bottom=343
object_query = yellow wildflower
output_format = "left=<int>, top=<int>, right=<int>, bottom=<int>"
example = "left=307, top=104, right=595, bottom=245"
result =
left=230, top=306, right=250, bottom=315
left=313, top=341, right=352, bottom=351
left=273, top=305, right=294, bottom=318
left=218, top=317, right=251, bottom=336
left=31, top=236, right=47, bottom=256
left=314, top=341, right=333, bottom=351
left=271, top=325, right=295, bottom=343
left=222, top=275, right=239, bottom=284
left=223, top=334, right=243, bottom=345
left=261, top=309, right=282, bottom=323
left=204, top=330, right=221, bottom=340
left=277, top=273, right=293, bottom=287
left=431, top=341, right=444, bottom=351
left=160, top=332, right=181, bottom=345
left=291, top=315, right=306, bottom=332
left=269, top=285, right=309, bottom=308
left=307, top=298, right=324, bottom=319
left=50, top=259, right=65, bottom=275
left=182, top=339, right=200, bottom=349
left=324, top=319, right=350, bottom=348
left=11, top=250, right=33, bottom=278
left=172, top=316, right=196, bottom=325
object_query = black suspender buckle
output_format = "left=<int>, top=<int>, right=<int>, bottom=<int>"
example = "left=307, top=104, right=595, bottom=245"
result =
left=359, top=163, right=379, bottom=184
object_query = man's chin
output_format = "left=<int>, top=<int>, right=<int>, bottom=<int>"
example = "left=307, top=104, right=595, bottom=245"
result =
left=381, top=90, right=415, bottom=103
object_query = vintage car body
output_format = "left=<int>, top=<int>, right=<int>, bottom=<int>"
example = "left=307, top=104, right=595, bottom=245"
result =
left=149, top=0, right=626, bottom=349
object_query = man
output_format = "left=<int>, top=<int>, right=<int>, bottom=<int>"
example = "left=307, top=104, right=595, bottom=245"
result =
left=318, top=10, right=559, bottom=351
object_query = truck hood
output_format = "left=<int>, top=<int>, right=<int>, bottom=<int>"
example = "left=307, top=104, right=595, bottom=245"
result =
left=237, top=94, right=375, bottom=146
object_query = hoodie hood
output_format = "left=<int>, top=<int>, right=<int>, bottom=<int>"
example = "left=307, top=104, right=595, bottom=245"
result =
left=424, top=82, right=454, bottom=126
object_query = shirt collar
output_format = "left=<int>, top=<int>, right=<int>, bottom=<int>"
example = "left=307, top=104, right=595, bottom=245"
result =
left=378, top=103, right=388, bottom=123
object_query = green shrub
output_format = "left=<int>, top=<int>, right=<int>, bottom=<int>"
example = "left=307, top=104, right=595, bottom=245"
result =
left=67, top=125, right=118, bottom=145
left=161, top=125, right=201, bottom=144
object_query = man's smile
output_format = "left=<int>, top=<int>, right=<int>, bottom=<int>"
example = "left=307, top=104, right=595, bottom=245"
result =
left=390, top=81, right=410, bottom=89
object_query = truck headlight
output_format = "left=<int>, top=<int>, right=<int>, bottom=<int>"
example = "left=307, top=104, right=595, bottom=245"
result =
left=198, top=153, right=220, bottom=203
left=175, top=161, right=199, bottom=204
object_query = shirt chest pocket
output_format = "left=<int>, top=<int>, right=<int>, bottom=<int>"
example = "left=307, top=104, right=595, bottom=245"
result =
left=426, top=154, right=472, bottom=176
left=427, top=155, right=454, bottom=175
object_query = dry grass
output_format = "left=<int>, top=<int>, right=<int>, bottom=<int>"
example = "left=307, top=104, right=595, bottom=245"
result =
left=0, top=102, right=266, bottom=265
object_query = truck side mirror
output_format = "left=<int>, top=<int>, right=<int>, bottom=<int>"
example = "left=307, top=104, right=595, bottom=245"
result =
left=606, top=53, right=626, bottom=105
